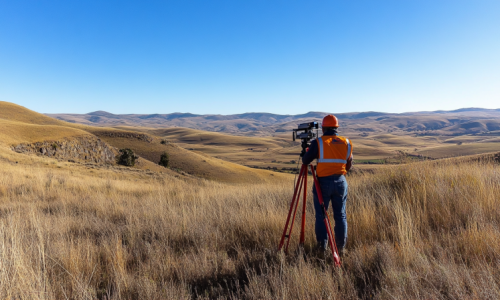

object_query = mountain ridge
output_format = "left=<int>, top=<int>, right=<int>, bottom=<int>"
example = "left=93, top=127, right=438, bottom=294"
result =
left=57, top=107, right=500, bottom=118
left=47, top=108, right=500, bottom=136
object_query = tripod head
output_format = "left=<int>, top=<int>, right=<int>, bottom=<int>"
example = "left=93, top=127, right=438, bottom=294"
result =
left=292, top=122, right=319, bottom=157
left=299, top=139, right=310, bottom=157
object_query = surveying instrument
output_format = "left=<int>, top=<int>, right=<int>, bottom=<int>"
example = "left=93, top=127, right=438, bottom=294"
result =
left=278, top=122, right=341, bottom=267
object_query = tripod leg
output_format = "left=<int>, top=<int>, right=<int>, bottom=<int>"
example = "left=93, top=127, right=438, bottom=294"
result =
left=278, top=164, right=307, bottom=251
left=324, top=211, right=340, bottom=266
left=299, top=168, right=307, bottom=245
left=310, top=165, right=341, bottom=267
left=284, top=167, right=306, bottom=253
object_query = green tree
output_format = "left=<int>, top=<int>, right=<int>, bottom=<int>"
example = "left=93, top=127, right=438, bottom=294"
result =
left=159, top=152, right=169, bottom=168
left=117, top=148, right=136, bottom=166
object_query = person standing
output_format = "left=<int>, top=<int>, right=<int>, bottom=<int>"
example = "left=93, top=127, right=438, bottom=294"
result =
left=302, top=114, right=353, bottom=255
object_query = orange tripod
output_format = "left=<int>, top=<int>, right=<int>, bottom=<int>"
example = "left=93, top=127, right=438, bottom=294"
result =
left=278, top=164, right=341, bottom=267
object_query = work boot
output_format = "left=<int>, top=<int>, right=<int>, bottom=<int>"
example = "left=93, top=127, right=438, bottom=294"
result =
left=338, top=248, right=347, bottom=259
left=313, top=244, right=327, bottom=260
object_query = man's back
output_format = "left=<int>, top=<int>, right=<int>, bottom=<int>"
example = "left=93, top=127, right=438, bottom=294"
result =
left=302, top=130, right=353, bottom=175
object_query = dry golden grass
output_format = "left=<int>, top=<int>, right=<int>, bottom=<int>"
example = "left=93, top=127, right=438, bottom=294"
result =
left=147, top=128, right=284, bottom=148
left=0, top=151, right=499, bottom=299
left=0, top=101, right=66, bottom=126
left=0, top=119, right=92, bottom=144
left=148, top=128, right=297, bottom=170
left=93, top=134, right=289, bottom=184
left=418, top=142, right=500, bottom=158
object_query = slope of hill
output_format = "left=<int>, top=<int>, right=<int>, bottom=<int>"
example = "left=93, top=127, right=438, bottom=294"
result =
left=91, top=128, right=289, bottom=183
left=0, top=119, right=91, bottom=145
left=417, top=143, right=500, bottom=159
left=0, top=101, right=67, bottom=125
left=0, top=101, right=288, bottom=183
left=149, top=127, right=285, bottom=148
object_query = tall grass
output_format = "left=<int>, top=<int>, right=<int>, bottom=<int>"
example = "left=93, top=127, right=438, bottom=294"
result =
left=0, top=157, right=499, bottom=299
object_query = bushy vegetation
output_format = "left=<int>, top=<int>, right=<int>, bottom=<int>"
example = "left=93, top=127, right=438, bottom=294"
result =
left=116, top=148, right=136, bottom=166
left=0, top=157, right=499, bottom=299
left=158, top=151, right=169, bottom=167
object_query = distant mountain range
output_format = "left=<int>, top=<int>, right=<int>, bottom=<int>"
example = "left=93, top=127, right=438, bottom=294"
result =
left=47, top=108, right=500, bottom=137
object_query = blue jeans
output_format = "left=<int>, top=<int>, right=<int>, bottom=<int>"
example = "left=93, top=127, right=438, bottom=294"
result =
left=313, top=174, right=348, bottom=250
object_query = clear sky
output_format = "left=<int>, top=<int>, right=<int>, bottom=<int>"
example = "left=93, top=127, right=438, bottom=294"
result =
left=1, top=0, right=499, bottom=115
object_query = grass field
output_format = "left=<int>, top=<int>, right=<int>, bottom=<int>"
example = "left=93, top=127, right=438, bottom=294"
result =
left=417, top=142, right=500, bottom=158
left=0, top=147, right=499, bottom=299
left=0, top=119, right=91, bottom=145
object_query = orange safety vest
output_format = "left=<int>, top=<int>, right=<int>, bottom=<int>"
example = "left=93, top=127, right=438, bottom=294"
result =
left=316, top=135, right=352, bottom=177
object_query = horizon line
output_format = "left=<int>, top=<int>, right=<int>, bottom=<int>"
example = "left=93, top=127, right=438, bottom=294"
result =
left=44, top=107, right=500, bottom=117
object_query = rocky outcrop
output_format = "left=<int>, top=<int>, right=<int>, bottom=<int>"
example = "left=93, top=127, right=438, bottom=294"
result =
left=12, top=136, right=116, bottom=164
left=94, top=131, right=153, bottom=143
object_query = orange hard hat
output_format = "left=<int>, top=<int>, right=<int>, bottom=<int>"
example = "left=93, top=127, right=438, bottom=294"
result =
left=322, top=114, right=339, bottom=128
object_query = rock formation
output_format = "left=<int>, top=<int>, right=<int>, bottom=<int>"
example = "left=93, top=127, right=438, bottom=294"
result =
left=12, top=136, right=116, bottom=164
left=94, top=131, right=153, bottom=143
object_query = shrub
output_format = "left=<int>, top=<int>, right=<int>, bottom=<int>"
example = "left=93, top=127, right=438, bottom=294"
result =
left=117, top=148, right=136, bottom=166
left=159, top=152, right=169, bottom=168
left=51, top=143, right=58, bottom=150
left=160, top=140, right=167, bottom=145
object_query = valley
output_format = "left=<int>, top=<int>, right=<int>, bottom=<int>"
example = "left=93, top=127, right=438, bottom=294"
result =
left=47, top=107, right=500, bottom=171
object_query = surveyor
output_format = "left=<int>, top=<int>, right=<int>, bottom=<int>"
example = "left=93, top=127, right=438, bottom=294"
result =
left=302, top=114, right=353, bottom=256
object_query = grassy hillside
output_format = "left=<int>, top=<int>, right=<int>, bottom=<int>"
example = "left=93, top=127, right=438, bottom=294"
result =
left=0, top=101, right=66, bottom=125
left=138, top=128, right=401, bottom=168
left=0, top=148, right=498, bottom=299
left=418, top=142, right=500, bottom=158
left=149, top=127, right=298, bottom=170
left=0, top=102, right=285, bottom=183
left=0, top=119, right=92, bottom=145
left=0, top=101, right=93, bottom=145
left=150, top=127, right=284, bottom=148
left=92, top=130, right=288, bottom=183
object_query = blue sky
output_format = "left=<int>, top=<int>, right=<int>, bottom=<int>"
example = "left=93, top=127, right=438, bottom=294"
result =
left=0, top=0, right=499, bottom=115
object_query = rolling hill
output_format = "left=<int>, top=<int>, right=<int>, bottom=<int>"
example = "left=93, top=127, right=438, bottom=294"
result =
left=0, top=101, right=288, bottom=183
left=47, top=106, right=500, bottom=168
left=3, top=101, right=500, bottom=173
left=0, top=102, right=92, bottom=145
left=48, top=108, right=500, bottom=137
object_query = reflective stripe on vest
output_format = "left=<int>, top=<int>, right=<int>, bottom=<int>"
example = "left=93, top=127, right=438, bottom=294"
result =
left=317, top=136, right=351, bottom=163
